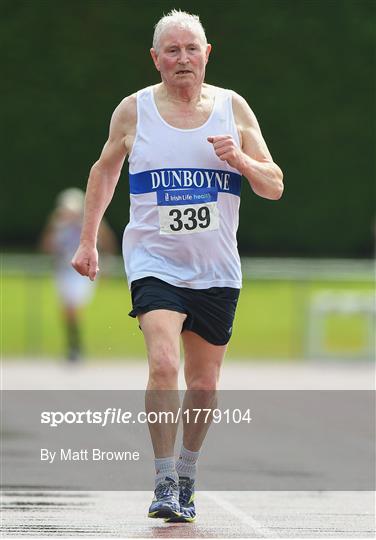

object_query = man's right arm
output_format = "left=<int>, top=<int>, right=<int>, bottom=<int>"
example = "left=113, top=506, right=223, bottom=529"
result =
left=72, top=94, right=136, bottom=280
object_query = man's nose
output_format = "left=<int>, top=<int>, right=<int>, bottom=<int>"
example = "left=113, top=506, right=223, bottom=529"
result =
left=178, top=49, right=189, bottom=63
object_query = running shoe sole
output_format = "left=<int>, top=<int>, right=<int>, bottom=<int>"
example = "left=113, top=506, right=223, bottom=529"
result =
left=148, top=507, right=182, bottom=519
left=164, top=514, right=196, bottom=523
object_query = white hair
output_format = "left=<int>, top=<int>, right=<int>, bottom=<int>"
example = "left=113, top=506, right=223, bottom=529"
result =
left=153, top=9, right=207, bottom=52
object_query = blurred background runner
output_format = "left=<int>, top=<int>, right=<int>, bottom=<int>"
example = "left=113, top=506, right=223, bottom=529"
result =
left=40, top=188, right=117, bottom=361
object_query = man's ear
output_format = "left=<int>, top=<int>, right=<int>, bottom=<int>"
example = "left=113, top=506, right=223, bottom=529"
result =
left=150, top=48, right=160, bottom=71
left=205, top=43, right=212, bottom=64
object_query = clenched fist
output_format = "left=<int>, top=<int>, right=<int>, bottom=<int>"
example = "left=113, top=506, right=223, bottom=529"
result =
left=71, top=244, right=99, bottom=281
left=207, top=135, right=244, bottom=170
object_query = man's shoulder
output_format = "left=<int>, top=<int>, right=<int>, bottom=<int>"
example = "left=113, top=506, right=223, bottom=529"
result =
left=207, top=85, right=256, bottom=130
left=207, top=84, right=249, bottom=107
left=204, top=83, right=231, bottom=96
left=226, top=90, right=255, bottom=126
left=115, top=92, right=138, bottom=124
left=223, top=88, right=249, bottom=109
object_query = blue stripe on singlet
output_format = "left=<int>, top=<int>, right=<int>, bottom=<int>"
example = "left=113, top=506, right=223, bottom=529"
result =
left=129, top=168, right=242, bottom=196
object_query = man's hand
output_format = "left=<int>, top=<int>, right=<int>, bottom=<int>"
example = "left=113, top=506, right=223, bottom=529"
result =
left=207, top=135, right=244, bottom=171
left=72, top=244, right=99, bottom=281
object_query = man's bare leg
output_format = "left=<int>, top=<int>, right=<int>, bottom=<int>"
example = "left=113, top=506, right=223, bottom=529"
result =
left=139, top=309, right=186, bottom=519
left=181, top=330, right=227, bottom=451
left=165, top=330, right=227, bottom=522
left=138, top=310, right=186, bottom=458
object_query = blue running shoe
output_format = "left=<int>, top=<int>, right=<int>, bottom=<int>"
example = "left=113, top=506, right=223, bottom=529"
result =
left=148, top=477, right=182, bottom=519
left=165, top=477, right=196, bottom=523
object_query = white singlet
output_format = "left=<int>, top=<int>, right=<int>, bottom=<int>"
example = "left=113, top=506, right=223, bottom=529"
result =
left=122, top=85, right=243, bottom=290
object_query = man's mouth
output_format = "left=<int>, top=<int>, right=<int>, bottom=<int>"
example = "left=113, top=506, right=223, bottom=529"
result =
left=176, top=70, right=192, bottom=75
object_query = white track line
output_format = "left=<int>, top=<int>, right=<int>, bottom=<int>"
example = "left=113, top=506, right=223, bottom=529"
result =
left=202, top=491, right=278, bottom=538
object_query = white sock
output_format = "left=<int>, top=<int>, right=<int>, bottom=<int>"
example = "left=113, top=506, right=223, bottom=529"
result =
left=176, top=445, right=200, bottom=480
left=154, top=456, right=178, bottom=486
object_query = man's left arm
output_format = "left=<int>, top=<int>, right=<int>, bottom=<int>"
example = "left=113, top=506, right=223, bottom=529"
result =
left=207, top=92, right=283, bottom=200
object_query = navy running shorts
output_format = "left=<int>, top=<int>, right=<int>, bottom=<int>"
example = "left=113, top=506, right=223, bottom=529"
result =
left=129, top=276, right=240, bottom=346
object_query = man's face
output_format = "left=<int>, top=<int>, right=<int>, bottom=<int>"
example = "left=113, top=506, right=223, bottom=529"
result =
left=151, top=26, right=211, bottom=88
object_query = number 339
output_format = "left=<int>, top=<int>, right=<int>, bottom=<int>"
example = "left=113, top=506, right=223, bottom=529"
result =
left=169, top=206, right=210, bottom=231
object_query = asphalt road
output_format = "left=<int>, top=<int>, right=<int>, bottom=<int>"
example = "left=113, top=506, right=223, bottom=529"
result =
left=1, top=489, right=374, bottom=538
left=1, top=360, right=374, bottom=538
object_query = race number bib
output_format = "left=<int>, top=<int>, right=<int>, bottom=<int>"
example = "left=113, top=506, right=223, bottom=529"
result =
left=157, top=188, right=219, bottom=235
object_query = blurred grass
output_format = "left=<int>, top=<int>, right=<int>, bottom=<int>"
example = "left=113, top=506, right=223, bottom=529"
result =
left=2, top=275, right=373, bottom=359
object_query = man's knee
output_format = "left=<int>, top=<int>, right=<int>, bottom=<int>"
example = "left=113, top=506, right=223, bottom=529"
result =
left=186, top=362, right=221, bottom=391
left=148, top=344, right=179, bottom=385
left=186, top=374, right=218, bottom=391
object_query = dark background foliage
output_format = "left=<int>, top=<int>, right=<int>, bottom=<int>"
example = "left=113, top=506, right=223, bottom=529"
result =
left=1, top=0, right=374, bottom=256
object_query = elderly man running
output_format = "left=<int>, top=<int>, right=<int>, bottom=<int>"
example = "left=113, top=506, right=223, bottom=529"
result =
left=72, top=9, right=283, bottom=522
